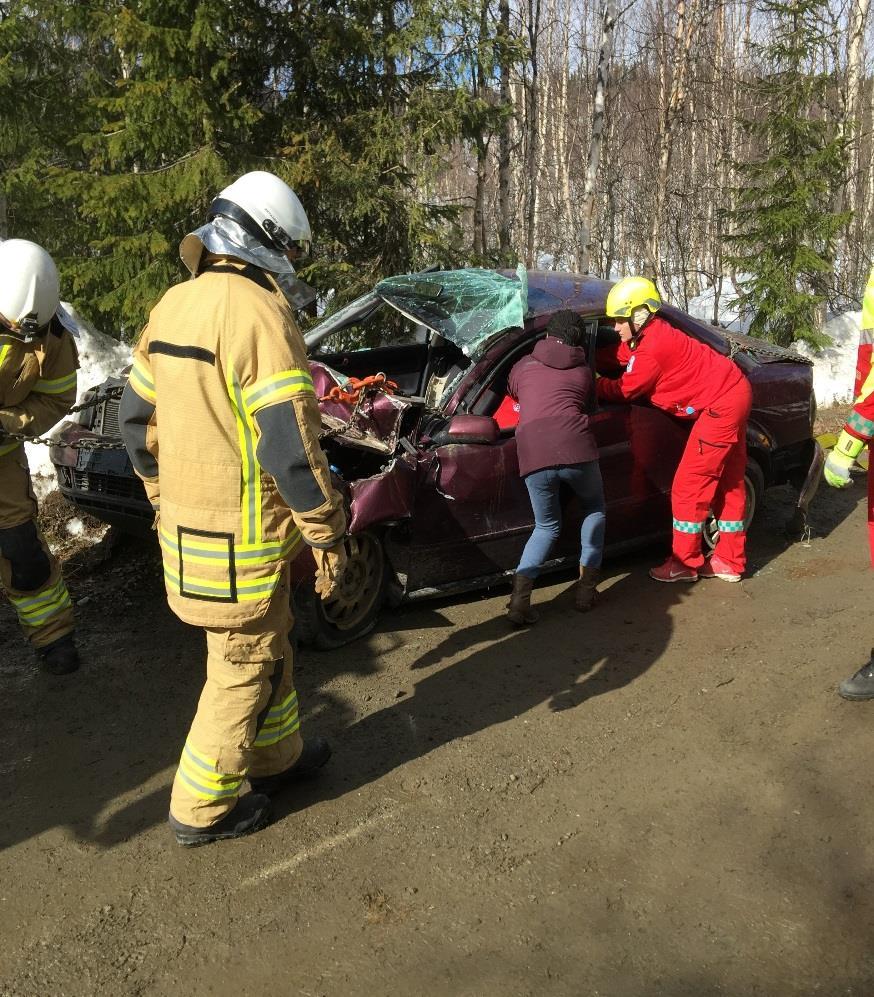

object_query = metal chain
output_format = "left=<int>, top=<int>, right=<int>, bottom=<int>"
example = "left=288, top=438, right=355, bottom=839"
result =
left=318, top=387, right=373, bottom=442
left=0, top=386, right=128, bottom=451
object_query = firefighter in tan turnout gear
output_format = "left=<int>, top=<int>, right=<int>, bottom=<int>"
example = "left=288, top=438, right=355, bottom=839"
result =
left=0, top=240, right=80, bottom=675
left=119, top=171, right=348, bottom=846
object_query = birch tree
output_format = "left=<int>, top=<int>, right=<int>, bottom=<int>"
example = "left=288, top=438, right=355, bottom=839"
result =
left=577, top=0, right=617, bottom=272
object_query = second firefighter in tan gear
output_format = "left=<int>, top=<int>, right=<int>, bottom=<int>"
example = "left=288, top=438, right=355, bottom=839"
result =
left=0, top=239, right=79, bottom=674
left=119, top=171, right=346, bottom=841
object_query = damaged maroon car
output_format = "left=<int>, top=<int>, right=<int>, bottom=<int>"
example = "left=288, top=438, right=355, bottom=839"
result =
left=51, top=269, right=823, bottom=648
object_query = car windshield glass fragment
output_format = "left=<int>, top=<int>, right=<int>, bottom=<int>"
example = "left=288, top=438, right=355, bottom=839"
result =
left=374, top=266, right=529, bottom=358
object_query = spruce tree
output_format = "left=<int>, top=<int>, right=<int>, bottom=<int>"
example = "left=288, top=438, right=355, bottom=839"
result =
left=48, top=0, right=278, bottom=337
left=725, top=0, right=848, bottom=348
left=3, top=1, right=506, bottom=337
left=0, top=1, right=92, bottom=241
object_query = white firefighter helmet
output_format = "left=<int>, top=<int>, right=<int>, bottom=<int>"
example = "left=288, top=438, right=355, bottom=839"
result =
left=209, top=171, right=311, bottom=256
left=0, top=239, right=60, bottom=341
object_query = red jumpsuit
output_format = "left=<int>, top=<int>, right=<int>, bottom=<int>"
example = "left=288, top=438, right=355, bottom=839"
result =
left=597, top=315, right=753, bottom=573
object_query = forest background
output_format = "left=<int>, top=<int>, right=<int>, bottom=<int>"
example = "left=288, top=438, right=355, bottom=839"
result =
left=1, top=0, right=871, bottom=349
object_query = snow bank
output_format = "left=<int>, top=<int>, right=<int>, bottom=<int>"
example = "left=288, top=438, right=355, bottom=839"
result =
left=24, top=303, right=132, bottom=501
left=794, top=311, right=860, bottom=408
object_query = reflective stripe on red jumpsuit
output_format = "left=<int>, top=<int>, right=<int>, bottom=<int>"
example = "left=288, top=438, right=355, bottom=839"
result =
left=845, top=266, right=874, bottom=565
left=597, top=315, right=753, bottom=573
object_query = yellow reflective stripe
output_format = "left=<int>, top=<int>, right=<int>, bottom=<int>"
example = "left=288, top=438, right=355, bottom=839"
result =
left=164, top=565, right=280, bottom=600
left=228, top=368, right=261, bottom=544
left=9, top=578, right=72, bottom=625
left=0, top=440, right=22, bottom=457
left=262, top=690, right=298, bottom=724
left=0, top=343, right=12, bottom=372
left=254, top=708, right=300, bottom=747
left=130, top=358, right=156, bottom=403
left=177, top=743, right=244, bottom=800
left=32, top=371, right=77, bottom=395
left=158, top=525, right=301, bottom=564
left=242, top=369, right=315, bottom=414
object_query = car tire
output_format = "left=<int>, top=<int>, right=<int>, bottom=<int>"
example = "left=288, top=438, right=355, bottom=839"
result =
left=292, top=531, right=388, bottom=650
left=703, top=459, right=765, bottom=551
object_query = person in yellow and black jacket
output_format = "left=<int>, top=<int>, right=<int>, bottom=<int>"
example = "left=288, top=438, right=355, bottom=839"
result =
left=119, top=172, right=348, bottom=846
left=0, top=240, right=79, bottom=675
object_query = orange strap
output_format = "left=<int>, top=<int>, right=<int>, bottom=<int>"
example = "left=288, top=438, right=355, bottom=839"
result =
left=320, top=372, right=398, bottom=405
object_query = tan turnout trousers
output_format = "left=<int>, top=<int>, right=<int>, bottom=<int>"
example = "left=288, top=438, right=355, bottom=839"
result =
left=0, top=448, right=74, bottom=649
left=168, top=564, right=303, bottom=828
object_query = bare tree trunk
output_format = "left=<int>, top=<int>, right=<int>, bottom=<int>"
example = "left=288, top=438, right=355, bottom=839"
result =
left=648, top=0, right=700, bottom=277
left=578, top=0, right=617, bottom=273
left=524, top=0, right=542, bottom=267
left=842, top=0, right=871, bottom=280
left=472, top=0, right=490, bottom=256
left=0, top=190, right=6, bottom=241
left=497, top=0, right=513, bottom=255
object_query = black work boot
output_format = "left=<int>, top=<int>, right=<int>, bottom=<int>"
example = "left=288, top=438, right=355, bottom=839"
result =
left=168, top=791, right=272, bottom=847
left=838, top=652, right=874, bottom=701
left=38, top=634, right=80, bottom=675
left=249, top=737, right=332, bottom=796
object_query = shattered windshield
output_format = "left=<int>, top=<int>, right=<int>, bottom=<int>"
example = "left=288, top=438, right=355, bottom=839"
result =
left=374, top=266, right=529, bottom=358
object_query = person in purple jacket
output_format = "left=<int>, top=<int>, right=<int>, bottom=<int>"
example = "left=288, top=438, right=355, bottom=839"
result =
left=505, top=310, right=605, bottom=625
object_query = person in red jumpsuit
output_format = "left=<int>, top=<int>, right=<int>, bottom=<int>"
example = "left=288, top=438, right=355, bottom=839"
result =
left=596, top=276, right=753, bottom=583
left=824, top=266, right=874, bottom=699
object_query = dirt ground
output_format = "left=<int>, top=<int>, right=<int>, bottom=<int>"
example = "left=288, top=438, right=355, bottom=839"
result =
left=2, top=459, right=874, bottom=996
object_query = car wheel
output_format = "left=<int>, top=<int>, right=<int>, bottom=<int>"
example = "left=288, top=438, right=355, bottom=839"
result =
left=292, top=531, right=388, bottom=650
left=703, top=459, right=765, bottom=551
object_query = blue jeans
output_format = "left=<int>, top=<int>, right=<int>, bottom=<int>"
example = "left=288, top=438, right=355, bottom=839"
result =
left=517, top=462, right=606, bottom=579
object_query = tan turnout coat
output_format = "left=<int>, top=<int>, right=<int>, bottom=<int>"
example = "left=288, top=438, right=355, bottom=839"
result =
left=122, top=260, right=344, bottom=628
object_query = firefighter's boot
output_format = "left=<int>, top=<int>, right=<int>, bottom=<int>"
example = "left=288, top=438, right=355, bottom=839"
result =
left=507, top=573, right=538, bottom=626
left=249, top=736, right=332, bottom=796
left=169, top=791, right=272, bottom=847
left=38, top=633, right=80, bottom=675
left=574, top=565, right=600, bottom=612
left=838, top=651, right=874, bottom=701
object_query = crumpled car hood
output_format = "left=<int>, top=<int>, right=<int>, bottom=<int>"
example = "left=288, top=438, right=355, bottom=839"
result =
left=310, top=362, right=415, bottom=454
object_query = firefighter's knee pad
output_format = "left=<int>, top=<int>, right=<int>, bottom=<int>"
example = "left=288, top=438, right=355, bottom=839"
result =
left=0, top=521, right=52, bottom=591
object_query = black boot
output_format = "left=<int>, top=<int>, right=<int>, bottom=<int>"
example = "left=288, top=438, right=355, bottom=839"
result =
left=838, top=652, right=874, bottom=700
left=168, top=791, right=272, bottom=847
left=249, top=737, right=332, bottom=796
left=38, top=634, right=80, bottom=675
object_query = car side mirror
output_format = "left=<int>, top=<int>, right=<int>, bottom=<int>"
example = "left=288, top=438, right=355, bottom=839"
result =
left=441, top=414, right=500, bottom=445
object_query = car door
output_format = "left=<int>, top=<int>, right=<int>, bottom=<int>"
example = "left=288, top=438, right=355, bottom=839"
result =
left=406, top=431, right=533, bottom=590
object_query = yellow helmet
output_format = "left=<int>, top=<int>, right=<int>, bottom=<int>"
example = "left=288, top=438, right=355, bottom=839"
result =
left=605, top=276, right=661, bottom=319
